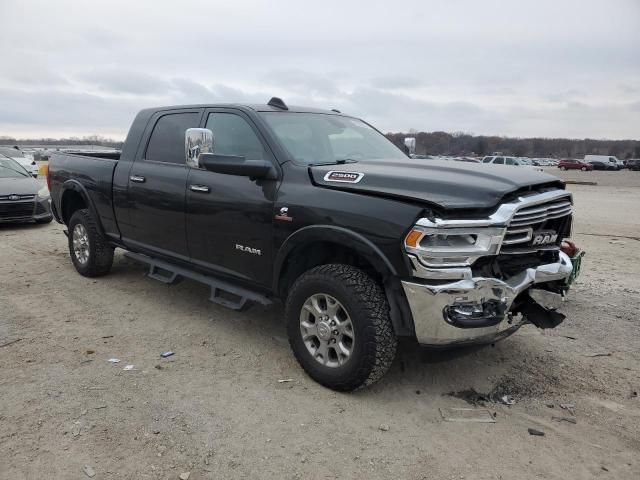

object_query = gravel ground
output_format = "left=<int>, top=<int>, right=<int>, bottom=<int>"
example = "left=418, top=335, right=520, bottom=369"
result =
left=1, top=170, right=639, bottom=479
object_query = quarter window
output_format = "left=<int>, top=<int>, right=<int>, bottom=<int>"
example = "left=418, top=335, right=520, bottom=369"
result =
left=493, top=157, right=504, bottom=164
left=145, top=112, right=201, bottom=164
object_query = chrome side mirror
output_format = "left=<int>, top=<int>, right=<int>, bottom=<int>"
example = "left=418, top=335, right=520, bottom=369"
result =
left=185, top=128, right=214, bottom=168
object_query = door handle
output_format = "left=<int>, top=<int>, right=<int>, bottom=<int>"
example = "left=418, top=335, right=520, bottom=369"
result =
left=130, top=175, right=146, bottom=183
left=190, top=184, right=210, bottom=193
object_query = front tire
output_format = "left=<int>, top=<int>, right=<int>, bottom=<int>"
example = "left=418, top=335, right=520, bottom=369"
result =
left=581, top=166, right=587, bottom=171
left=286, top=264, right=397, bottom=391
left=68, top=209, right=114, bottom=277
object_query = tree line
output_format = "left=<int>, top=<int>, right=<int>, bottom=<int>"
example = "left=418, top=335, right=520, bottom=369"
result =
left=2, top=132, right=639, bottom=159
left=0, top=135, right=124, bottom=149
left=385, top=131, right=640, bottom=159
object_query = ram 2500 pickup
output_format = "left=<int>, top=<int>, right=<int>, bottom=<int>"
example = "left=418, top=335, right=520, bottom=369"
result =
left=49, top=97, right=581, bottom=391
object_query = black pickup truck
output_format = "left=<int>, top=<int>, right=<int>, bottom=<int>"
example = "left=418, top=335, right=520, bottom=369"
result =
left=49, top=98, right=579, bottom=391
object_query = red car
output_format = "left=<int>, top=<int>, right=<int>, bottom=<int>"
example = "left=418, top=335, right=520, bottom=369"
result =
left=558, top=159, right=593, bottom=171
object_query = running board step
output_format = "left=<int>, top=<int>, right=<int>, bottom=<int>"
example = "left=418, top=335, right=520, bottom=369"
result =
left=125, top=252, right=272, bottom=311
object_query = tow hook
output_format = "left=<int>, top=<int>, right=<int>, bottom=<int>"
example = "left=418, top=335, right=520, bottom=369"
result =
left=519, top=293, right=565, bottom=329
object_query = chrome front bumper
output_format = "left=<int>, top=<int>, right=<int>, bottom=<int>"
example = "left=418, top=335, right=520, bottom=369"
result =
left=402, top=251, right=573, bottom=346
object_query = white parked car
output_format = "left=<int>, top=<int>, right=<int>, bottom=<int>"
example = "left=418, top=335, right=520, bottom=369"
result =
left=0, top=146, right=38, bottom=177
left=481, top=155, right=544, bottom=171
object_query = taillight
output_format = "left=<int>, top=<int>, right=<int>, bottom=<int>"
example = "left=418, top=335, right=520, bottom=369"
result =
left=45, top=164, right=51, bottom=191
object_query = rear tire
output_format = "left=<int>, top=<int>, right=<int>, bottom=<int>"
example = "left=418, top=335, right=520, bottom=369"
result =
left=68, top=209, right=114, bottom=277
left=581, top=166, right=587, bottom=171
left=560, top=166, right=567, bottom=171
left=285, top=264, right=397, bottom=391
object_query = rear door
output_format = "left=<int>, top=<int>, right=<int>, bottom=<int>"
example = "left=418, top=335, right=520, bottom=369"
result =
left=185, top=108, right=279, bottom=286
left=124, top=109, right=203, bottom=259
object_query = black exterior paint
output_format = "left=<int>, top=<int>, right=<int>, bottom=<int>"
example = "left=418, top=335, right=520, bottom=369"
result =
left=49, top=102, right=566, bottom=334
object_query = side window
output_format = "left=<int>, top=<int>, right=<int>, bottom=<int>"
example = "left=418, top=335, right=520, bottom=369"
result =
left=494, top=157, right=504, bottom=164
left=482, top=157, right=492, bottom=163
left=145, top=112, right=200, bottom=164
left=205, top=113, right=267, bottom=160
left=505, top=157, right=515, bottom=165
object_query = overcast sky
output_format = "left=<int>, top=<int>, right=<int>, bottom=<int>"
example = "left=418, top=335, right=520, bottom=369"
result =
left=0, top=0, right=638, bottom=140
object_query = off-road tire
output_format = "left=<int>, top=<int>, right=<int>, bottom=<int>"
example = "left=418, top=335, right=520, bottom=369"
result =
left=68, top=208, right=114, bottom=277
left=286, top=264, right=397, bottom=391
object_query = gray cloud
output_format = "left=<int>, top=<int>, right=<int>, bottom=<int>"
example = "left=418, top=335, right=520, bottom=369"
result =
left=0, top=0, right=638, bottom=139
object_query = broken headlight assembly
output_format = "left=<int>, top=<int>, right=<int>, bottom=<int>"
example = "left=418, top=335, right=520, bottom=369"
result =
left=404, top=226, right=505, bottom=268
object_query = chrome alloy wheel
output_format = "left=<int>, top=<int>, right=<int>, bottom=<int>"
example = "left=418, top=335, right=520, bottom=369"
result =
left=300, top=293, right=355, bottom=368
left=72, top=223, right=90, bottom=265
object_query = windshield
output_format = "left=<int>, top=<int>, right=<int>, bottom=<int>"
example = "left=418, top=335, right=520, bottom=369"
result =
left=0, top=146, right=25, bottom=158
left=260, top=112, right=406, bottom=165
left=0, top=155, right=30, bottom=178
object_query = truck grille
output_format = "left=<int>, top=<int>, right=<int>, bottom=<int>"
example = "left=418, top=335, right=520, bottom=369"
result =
left=502, top=196, right=572, bottom=249
left=0, top=201, right=35, bottom=219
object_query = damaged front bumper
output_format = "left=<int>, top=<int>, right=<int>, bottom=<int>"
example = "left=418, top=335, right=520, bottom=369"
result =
left=402, top=251, right=574, bottom=346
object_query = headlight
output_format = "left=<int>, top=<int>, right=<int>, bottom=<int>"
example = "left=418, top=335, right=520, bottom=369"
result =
left=404, top=226, right=505, bottom=267
left=37, top=186, right=50, bottom=198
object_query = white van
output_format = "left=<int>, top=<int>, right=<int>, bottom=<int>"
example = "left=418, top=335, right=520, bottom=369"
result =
left=584, top=155, right=624, bottom=169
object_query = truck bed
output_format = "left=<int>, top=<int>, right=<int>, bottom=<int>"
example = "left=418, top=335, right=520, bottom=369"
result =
left=49, top=151, right=121, bottom=236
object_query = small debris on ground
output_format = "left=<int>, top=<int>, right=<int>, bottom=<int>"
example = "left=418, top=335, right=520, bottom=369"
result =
left=560, top=403, right=576, bottom=416
left=440, top=407, right=496, bottom=423
left=278, top=379, right=293, bottom=383
left=107, top=358, right=120, bottom=363
left=528, top=428, right=545, bottom=436
left=584, top=352, right=612, bottom=357
left=500, top=395, right=516, bottom=405
left=94, top=405, right=107, bottom=410
left=378, top=424, right=390, bottom=431
left=545, top=402, right=555, bottom=408
left=72, top=421, right=81, bottom=437
left=160, top=351, right=175, bottom=358
left=446, top=388, right=515, bottom=406
left=552, top=416, right=577, bottom=424
left=85, top=349, right=95, bottom=355
left=82, top=465, right=96, bottom=478
left=179, top=472, right=191, bottom=480
left=0, top=338, right=22, bottom=348
left=123, top=365, right=135, bottom=371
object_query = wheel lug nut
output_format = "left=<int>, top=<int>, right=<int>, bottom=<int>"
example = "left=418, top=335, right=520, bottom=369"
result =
left=332, top=330, right=338, bottom=335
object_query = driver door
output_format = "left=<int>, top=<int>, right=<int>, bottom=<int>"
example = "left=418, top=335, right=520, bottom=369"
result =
left=185, top=109, right=279, bottom=287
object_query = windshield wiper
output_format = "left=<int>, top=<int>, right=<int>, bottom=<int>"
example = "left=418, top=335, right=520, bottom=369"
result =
left=308, top=159, right=358, bottom=166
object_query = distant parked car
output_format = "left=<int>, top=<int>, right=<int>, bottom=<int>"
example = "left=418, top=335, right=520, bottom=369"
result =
left=0, top=146, right=39, bottom=177
left=626, top=159, right=640, bottom=171
left=0, top=155, right=52, bottom=224
left=589, top=161, right=618, bottom=171
left=481, top=155, right=543, bottom=171
left=584, top=155, right=624, bottom=170
left=558, top=159, right=593, bottom=171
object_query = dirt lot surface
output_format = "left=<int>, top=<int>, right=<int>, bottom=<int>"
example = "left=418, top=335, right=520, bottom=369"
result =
left=1, top=170, right=639, bottom=479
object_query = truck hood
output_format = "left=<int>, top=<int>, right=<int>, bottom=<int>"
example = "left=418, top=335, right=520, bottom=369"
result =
left=309, top=159, right=563, bottom=210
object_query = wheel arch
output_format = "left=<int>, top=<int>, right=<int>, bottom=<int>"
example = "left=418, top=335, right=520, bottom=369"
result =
left=60, top=181, right=103, bottom=233
left=274, top=226, right=414, bottom=336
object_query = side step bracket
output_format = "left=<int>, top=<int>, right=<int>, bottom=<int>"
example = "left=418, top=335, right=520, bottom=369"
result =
left=125, top=252, right=272, bottom=311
